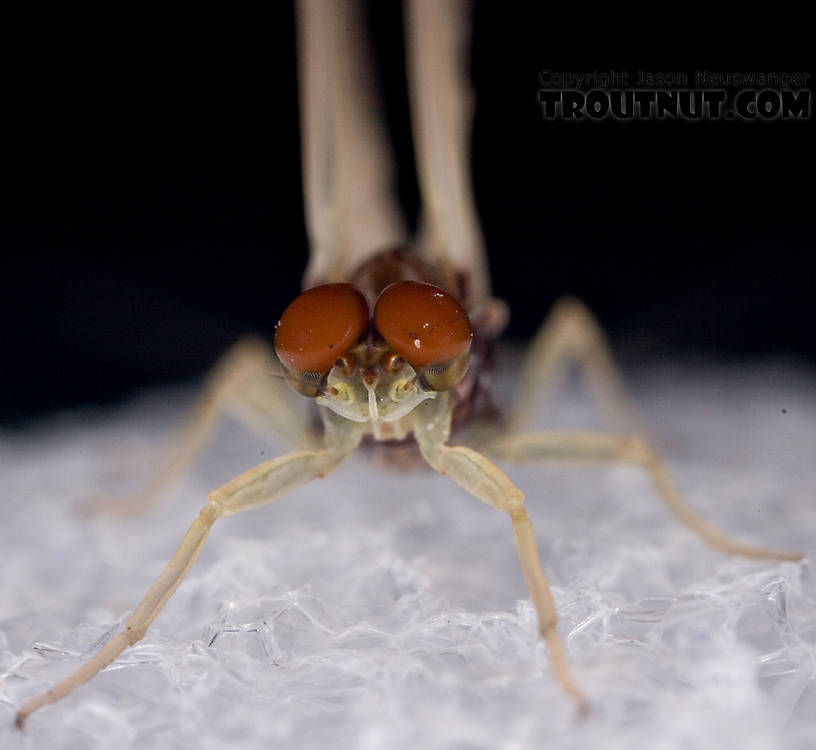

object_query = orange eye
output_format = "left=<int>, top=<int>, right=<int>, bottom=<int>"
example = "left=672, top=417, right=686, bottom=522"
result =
left=274, top=284, right=369, bottom=373
left=373, top=281, right=473, bottom=368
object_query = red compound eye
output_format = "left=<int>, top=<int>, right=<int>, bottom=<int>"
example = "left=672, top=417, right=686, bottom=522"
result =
left=373, top=281, right=473, bottom=368
left=275, top=284, right=369, bottom=373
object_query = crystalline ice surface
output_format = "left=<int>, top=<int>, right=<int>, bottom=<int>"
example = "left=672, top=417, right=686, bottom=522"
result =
left=1, top=352, right=815, bottom=749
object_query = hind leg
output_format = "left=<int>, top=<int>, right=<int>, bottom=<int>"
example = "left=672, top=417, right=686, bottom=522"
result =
left=509, top=297, right=641, bottom=434
left=83, top=336, right=313, bottom=517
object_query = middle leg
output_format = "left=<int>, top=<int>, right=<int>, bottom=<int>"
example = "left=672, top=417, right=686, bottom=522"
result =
left=484, top=430, right=802, bottom=562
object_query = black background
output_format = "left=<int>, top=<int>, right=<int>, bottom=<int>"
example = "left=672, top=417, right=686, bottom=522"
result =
left=4, top=4, right=813, bottom=423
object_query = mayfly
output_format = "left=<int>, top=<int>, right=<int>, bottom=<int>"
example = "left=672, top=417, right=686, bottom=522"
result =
left=15, top=0, right=801, bottom=728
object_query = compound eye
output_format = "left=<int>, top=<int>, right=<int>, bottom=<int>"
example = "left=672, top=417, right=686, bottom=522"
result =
left=373, top=281, right=473, bottom=369
left=275, top=284, right=369, bottom=375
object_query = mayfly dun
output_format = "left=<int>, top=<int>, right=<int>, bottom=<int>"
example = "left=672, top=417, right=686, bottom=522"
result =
left=14, top=0, right=801, bottom=729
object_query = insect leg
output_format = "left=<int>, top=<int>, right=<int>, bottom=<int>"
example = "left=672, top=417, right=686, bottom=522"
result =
left=485, top=430, right=803, bottom=562
left=83, top=336, right=312, bottom=517
left=508, top=297, right=641, bottom=435
left=15, top=411, right=365, bottom=728
left=413, top=396, right=589, bottom=714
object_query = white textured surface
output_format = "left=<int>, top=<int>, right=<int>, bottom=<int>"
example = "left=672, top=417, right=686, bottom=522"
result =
left=1, top=355, right=815, bottom=749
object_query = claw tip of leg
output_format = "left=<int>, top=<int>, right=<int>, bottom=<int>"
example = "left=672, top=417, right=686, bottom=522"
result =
left=576, top=698, right=591, bottom=719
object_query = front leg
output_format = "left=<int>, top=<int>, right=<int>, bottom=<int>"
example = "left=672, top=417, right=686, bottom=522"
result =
left=15, top=410, right=365, bottom=729
left=413, top=394, right=588, bottom=714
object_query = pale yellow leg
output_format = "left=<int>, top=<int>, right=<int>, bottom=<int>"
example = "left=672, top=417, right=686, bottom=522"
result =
left=509, top=297, right=640, bottom=434
left=485, top=430, right=802, bottom=562
left=15, top=411, right=365, bottom=729
left=217, top=339, right=316, bottom=450
left=413, top=395, right=589, bottom=714
left=83, top=336, right=314, bottom=517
